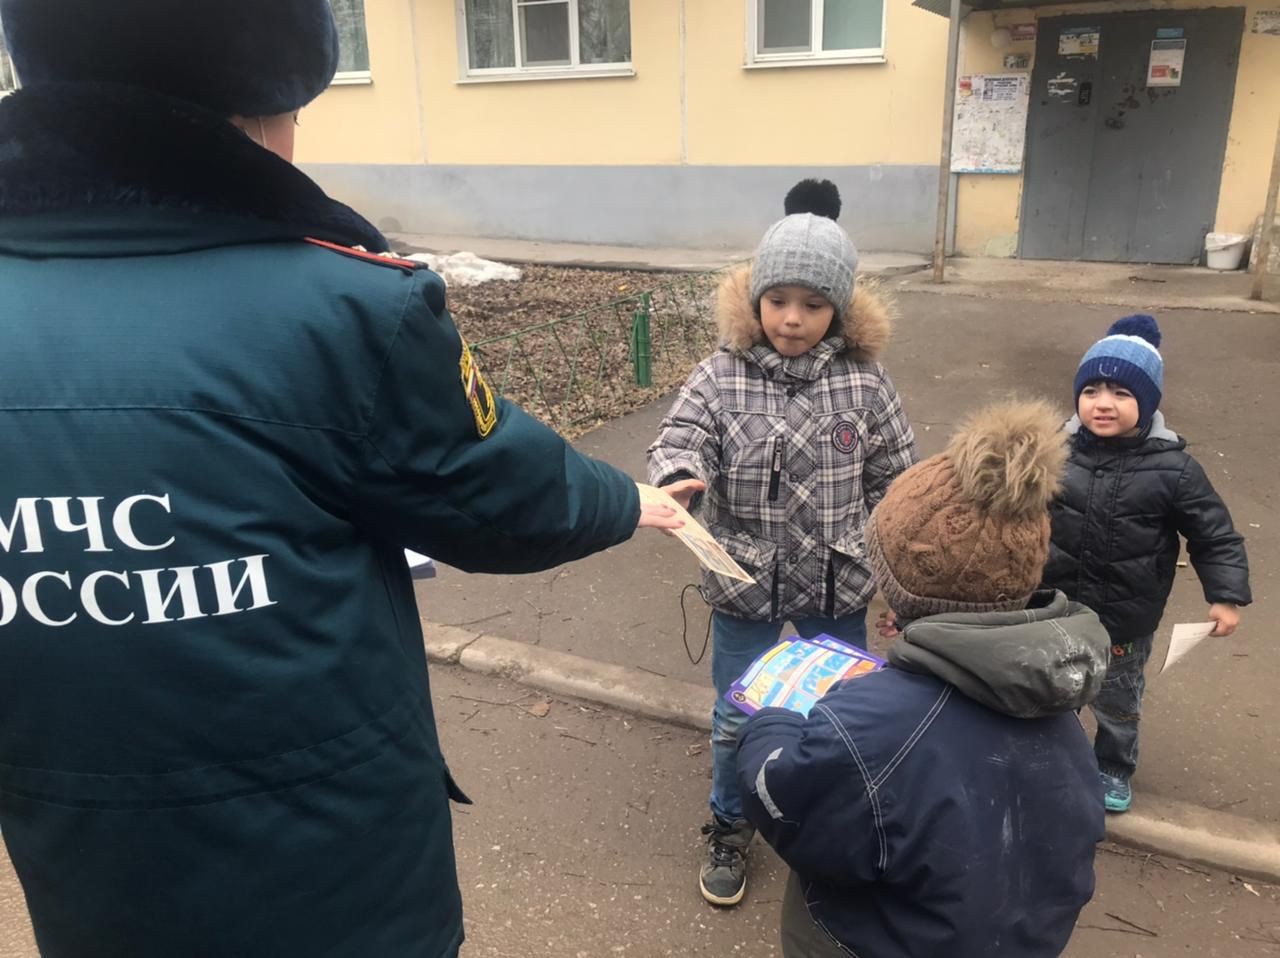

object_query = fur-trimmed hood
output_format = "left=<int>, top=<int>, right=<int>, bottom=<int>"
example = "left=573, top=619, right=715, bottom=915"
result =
left=714, top=264, right=893, bottom=361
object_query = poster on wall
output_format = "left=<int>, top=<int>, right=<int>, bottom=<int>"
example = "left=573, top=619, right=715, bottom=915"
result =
left=1148, top=38, right=1187, bottom=86
left=1004, top=53, right=1031, bottom=69
left=1251, top=9, right=1280, bottom=34
left=1047, top=74, right=1078, bottom=99
left=1059, top=26, right=1100, bottom=58
left=951, top=73, right=1031, bottom=174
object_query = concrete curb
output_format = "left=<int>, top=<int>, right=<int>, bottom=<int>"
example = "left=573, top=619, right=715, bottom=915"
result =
left=422, top=621, right=1280, bottom=886
left=424, top=621, right=712, bottom=730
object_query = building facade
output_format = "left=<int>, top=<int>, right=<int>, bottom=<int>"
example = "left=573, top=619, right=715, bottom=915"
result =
left=2, top=2, right=1272, bottom=260
left=297, top=0, right=953, bottom=253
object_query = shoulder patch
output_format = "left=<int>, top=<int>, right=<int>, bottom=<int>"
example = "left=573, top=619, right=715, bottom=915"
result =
left=459, top=339, right=498, bottom=439
left=304, top=237, right=425, bottom=273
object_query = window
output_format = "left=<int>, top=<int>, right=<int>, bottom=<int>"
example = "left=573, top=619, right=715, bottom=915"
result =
left=749, top=0, right=885, bottom=64
left=0, top=22, right=17, bottom=94
left=461, top=0, right=632, bottom=78
left=331, top=0, right=371, bottom=79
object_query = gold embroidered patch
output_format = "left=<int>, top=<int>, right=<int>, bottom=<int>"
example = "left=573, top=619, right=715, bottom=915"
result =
left=459, top=339, right=497, bottom=438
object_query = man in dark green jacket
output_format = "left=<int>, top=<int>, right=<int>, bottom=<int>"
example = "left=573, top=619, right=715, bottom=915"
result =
left=0, top=2, right=692, bottom=955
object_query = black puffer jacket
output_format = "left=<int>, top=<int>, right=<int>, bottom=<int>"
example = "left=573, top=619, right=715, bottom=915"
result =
left=1042, top=414, right=1251, bottom=641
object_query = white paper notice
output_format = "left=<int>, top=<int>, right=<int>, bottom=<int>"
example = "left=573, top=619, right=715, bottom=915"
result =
left=405, top=549, right=436, bottom=580
left=1160, top=621, right=1215, bottom=673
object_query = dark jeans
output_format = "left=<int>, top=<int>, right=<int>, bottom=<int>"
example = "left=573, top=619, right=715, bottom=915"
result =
left=1091, top=633, right=1154, bottom=781
left=781, top=871, right=847, bottom=958
left=709, top=609, right=868, bottom=822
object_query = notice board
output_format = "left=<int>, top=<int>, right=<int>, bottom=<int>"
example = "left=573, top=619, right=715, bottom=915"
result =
left=951, top=73, right=1031, bottom=174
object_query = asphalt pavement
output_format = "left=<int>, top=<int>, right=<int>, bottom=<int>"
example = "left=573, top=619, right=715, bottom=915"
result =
left=3, top=666, right=1277, bottom=957
left=419, top=291, right=1280, bottom=828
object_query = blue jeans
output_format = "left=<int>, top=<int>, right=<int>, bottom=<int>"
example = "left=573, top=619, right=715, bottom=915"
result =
left=1091, top=633, right=1153, bottom=781
left=709, top=609, right=868, bottom=823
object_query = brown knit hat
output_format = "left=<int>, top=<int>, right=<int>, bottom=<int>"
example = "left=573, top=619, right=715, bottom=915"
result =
left=865, top=400, right=1068, bottom=620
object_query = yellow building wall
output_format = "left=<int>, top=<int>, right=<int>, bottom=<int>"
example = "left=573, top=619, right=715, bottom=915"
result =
left=416, top=0, right=684, bottom=164
left=1219, top=9, right=1280, bottom=235
left=297, top=0, right=424, bottom=164
left=297, top=0, right=1277, bottom=257
left=298, top=0, right=951, bottom=168
left=954, top=0, right=1280, bottom=256
left=684, top=0, right=949, bottom=165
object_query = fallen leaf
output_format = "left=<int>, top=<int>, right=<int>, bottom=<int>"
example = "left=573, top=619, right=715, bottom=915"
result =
left=522, top=699, right=552, bottom=718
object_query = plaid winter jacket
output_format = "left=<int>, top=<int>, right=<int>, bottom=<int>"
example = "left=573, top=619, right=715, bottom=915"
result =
left=648, top=267, right=917, bottom=621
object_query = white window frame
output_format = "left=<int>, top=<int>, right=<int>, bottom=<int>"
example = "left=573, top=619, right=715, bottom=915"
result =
left=0, top=31, right=18, bottom=96
left=456, top=0, right=635, bottom=84
left=746, top=0, right=887, bottom=68
left=331, top=0, right=373, bottom=85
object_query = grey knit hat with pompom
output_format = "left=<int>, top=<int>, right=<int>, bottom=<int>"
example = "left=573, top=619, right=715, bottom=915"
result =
left=750, top=179, right=859, bottom=319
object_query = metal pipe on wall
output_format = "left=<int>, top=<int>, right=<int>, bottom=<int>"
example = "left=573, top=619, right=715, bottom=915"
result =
left=1251, top=115, right=1280, bottom=302
left=932, top=0, right=964, bottom=283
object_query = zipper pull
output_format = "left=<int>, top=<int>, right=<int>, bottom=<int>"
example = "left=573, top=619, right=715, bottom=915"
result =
left=768, top=437, right=785, bottom=501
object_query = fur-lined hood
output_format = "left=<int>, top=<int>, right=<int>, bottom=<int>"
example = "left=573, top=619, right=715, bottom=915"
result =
left=715, top=264, right=893, bottom=362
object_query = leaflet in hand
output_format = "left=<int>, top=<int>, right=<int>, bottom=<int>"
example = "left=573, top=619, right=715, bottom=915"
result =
left=726, top=635, right=885, bottom=717
left=1159, top=621, right=1214, bottom=674
left=636, top=483, right=755, bottom=584
left=405, top=549, right=436, bottom=580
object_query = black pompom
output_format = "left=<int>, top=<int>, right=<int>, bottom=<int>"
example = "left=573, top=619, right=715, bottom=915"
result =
left=1107, top=314, right=1162, bottom=348
left=784, top=179, right=842, bottom=220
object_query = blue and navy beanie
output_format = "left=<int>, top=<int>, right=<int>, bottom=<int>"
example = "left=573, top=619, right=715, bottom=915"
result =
left=1073, top=315, right=1164, bottom=427
left=0, top=0, right=339, bottom=117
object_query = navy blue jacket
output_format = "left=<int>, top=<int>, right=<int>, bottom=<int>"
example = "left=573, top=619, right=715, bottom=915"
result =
left=0, top=85, right=639, bottom=957
left=1043, top=415, right=1251, bottom=642
left=737, top=596, right=1108, bottom=958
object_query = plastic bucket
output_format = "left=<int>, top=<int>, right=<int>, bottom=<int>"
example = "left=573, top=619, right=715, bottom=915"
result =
left=1204, top=232, right=1248, bottom=271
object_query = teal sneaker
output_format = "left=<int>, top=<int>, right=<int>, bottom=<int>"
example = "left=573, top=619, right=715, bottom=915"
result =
left=1101, top=773, right=1132, bottom=813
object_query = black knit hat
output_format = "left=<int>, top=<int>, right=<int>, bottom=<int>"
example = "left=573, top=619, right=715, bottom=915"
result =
left=0, top=0, right=340, bottom=116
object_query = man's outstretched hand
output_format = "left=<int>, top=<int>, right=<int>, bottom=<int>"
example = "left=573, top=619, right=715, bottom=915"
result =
left=637, top=501, right=684, bottom=531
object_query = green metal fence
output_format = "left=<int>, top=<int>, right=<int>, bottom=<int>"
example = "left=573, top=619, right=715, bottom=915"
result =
left=470, top=269, right=727, bottom=435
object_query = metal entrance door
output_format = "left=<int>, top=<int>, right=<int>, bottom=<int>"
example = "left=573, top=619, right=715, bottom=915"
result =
left=1020, top=9, right=1244, bottom=263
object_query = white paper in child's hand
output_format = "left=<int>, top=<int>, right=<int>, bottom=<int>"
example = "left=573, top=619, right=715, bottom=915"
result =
left=1160, top=622, right=1215, bottom=674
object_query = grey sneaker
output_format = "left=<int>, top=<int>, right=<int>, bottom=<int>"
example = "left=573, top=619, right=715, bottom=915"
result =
left=699, top=817, right=753, bottom=906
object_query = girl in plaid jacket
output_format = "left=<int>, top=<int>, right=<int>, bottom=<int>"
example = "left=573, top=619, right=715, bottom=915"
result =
left=647, top=180, right=917, bottom=908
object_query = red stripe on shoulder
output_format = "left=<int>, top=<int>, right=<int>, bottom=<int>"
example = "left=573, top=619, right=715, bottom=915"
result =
left=304, top=238, right=425, bottom=273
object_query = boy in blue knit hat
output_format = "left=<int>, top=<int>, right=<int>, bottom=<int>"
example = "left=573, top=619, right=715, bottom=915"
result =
left=1042, top=315, right=1251, bottom=813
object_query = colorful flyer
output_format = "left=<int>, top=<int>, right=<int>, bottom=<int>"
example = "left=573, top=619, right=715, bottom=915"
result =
left=726, top=635, right=885, bottom=717
left=1147, top=38, right=1186, bottom=87
left=1059, top=26, right=1100, bottom=58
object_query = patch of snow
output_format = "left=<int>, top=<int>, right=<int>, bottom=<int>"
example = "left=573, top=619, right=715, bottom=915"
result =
left=405, top=251, right=522, bottom=287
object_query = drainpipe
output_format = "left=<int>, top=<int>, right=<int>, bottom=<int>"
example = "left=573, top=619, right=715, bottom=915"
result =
left=1251, top=115, right=1280, bottom=302
left=932, top=0, right=964, bottom=283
